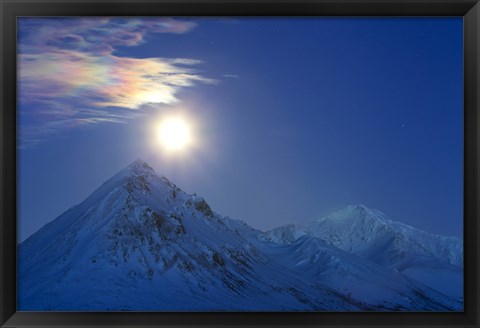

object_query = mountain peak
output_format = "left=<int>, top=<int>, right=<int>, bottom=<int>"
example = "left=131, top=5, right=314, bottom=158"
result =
left=126, top=159, right=155, bottom=176
left=317, top=204, right=385, bottom=223
left=346, top=204, right=370, bottom=213
left=349, top=204, right=369, bottom=210
left=344, top=204, right=382, bottom=218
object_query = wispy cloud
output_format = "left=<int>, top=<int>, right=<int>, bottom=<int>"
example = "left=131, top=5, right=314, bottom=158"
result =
left=18, top=17, right=213, bottom=147
left=223, top=74, right=240, bottom=79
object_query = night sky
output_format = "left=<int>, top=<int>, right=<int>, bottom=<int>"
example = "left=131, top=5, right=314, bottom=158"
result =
left=18, top=17, right=463, bottom=242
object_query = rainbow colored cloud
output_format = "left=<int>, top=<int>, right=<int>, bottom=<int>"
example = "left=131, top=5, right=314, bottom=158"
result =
left=18, top=17, right=214, bottom=147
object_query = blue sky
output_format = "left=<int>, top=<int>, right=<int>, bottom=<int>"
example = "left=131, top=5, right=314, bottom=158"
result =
left=18, top=17, right=463, bottom=242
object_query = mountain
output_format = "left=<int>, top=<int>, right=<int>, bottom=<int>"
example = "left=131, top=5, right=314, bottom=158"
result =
left=263, top=204, right=463, bottom=299
left=17, top=160, right=357, bottom=311
left=18, top=160, right=462, bottom=311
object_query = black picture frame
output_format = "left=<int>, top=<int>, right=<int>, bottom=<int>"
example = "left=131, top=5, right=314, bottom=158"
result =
left=1, top=0, right=479, bottom=327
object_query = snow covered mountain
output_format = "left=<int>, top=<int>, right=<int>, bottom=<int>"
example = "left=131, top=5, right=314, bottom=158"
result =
left=263, top=204, right=463, bottom=299
left=18, top=160, right=463, bottom=311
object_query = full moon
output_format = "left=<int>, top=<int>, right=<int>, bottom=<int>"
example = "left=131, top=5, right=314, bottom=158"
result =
left=157, top=117, right=192, bottom=151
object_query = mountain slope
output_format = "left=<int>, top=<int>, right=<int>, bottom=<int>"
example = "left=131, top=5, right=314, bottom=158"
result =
left=264, top=204, right=463, bottom=299
left=18, top=160, right=359, bottom=310
left=18, top=161, right=462, bottom=310
left=262, top=235, right=459, bottom=310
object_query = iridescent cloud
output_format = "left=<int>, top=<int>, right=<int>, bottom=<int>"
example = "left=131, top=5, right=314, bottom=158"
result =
left=18, top=17, right=213, bottom=147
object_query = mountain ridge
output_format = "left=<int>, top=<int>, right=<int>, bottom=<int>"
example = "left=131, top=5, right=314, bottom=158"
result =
left=18, top=159, right=463, bottom=311
left=263, top=203, right=463, bottom=299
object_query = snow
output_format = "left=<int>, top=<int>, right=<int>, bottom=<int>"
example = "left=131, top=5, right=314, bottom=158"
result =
left=18, top=160, right=463, bottom=311
left=265, top=204, right=463, bottom=300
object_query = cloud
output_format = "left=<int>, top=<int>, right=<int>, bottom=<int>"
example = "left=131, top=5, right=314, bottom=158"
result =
left=223, top=74, right=240, bottom=79
left=19, top=17, right=197, bottom=54
left=18, top=17, right=213, bottom=147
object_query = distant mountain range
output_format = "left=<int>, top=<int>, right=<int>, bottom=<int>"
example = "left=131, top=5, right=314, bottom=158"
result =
left=18, top=160, right=463, bottom=311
